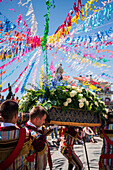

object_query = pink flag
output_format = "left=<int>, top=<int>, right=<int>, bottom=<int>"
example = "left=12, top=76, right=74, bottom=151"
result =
left=50, top=61, right=55, bottom=76
left=9, top=8, right=15, bottom=12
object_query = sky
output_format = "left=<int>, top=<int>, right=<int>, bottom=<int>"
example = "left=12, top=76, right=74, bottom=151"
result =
left=0, top=0, right=113, bottom=99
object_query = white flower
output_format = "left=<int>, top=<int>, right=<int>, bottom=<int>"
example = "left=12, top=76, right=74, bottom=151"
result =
left=95, top=101, right=98, bottom=106
left=78, top=99, right=82, bottom=103
left=99, top=100, right=105, bottom=105
left=82, top=98, right=86, bottom=102
left=72, top=86, right=77, bottom=90
left=78, top=94, right=83, bottom=98
left=63, top=101, right=68, bottom=106
left=23, top=97, right=28, bottom=102
left=23, top=93, right=27, bottom=97
left=90, top=91, right=96, bottom=96
left=90, top=96, right=92, bottom=100
left=79, top=102, right=84, bottom=108
left=76, top=88, right=82, bottom=93
left=19, top=99, right=24, bottom=103
left=70, top=92, right=74, bottom=97
left=85, top=100, right=89, bottom=106
left=104, top=108, right=109, bottom=113
left=73, top=90, right=77, bottom=94
left=67, top=85, right=71, bottom=89
left=79, top=98, right=86, bottom=103
left=70, top=90, right=77, bottom=97
left=96, top=97, right=99, bottom=100
left=67, top=98, right=72, bottom=103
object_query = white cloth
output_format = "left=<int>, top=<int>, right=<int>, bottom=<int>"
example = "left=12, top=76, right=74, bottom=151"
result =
left=38, top=126, right=43, bottom=130
left=1, top=122, right=15, bottom=127
left=27, top=121, right=42, bottom=131
left=27, top=121, right=36, bottom=128
left=50, top=124, right=58, bottom=129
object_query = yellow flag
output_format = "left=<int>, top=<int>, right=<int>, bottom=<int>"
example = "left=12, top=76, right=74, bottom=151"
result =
left=0, top=81, right=6, bottom=87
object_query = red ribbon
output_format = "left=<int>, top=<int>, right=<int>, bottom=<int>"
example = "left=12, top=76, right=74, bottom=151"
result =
left=63, top=142, right=73, bottom=162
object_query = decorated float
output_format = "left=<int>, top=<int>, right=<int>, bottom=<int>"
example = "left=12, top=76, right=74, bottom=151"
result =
left=0, top=0, right=111, bottom=128
left=19, top=84, right=108, bottom=127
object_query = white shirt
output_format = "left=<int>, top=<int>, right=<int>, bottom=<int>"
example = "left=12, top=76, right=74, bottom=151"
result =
left=1, top=122, right=15, bottom=127
left=27, top=121, right=36, bottom=128
left=27, top=121, right=43, bottom=131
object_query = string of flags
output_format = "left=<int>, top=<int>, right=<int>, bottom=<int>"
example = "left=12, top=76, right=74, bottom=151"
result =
left=0, top=0, right=113, bottom=95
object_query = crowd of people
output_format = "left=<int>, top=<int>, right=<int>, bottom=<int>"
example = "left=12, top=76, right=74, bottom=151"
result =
left=0, top=99, right=113, bottom=170
left=0, top=94, right=20, bottom=105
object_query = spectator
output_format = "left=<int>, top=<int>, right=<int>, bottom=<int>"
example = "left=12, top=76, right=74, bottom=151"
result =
left=51, top=125, right=58, bottom=144
left=1, top=96, right=5, bottom=104
left=74, top=127, right=84, bottom=145
left=12, top=94, right=15, bottom=101
left=16, top=96, right=19, bottom=103
left=83, top=126, right=95, bottom=143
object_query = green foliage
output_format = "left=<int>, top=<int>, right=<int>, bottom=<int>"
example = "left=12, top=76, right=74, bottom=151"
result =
left=19, top=85, right=108, bottom=118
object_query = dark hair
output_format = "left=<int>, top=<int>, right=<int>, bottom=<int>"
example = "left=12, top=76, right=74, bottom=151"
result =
left=29, top=105, right=47, bottom=120
left=0, top=100, right=18, bottom=121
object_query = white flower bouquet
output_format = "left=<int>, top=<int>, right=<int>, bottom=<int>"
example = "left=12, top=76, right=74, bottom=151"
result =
left=19, top=85, right=108, bottom=120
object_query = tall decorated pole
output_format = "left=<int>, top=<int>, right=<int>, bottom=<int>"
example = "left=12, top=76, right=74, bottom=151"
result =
left=41, top=0, right=55, bottom=75
left=0, top=70, right=2, bottom=95
left=46, top=47, right=48, bottom=75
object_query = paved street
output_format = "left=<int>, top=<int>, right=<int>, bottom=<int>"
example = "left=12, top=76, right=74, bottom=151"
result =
left=46, top=136, right=103, bottom=170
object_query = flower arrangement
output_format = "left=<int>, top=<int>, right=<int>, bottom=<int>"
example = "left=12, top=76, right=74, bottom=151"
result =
left=19, top=85, right=108, bottom=119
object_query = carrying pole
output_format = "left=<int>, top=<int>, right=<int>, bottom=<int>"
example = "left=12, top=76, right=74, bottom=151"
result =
left=83, top=137, right=90, bottom=170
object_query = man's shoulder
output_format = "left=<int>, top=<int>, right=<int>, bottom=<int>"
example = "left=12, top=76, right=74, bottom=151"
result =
left=30, top=129, right=42, bottom=139
left=0, top=126, right=19, bottom=133
left=23, top=124, right=43, bottom=139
